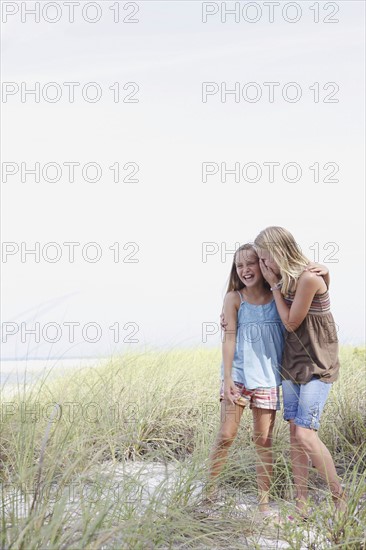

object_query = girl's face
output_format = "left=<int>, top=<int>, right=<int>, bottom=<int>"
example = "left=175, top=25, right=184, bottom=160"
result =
left=257, top=248, right=281, bottom=276
left=235, top=249, right=263, bottom=286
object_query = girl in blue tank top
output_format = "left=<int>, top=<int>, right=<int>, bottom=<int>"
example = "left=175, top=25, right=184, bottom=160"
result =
left=220, top=277, right=284, bottom=390
left=203, top=243, right=285, bottom=522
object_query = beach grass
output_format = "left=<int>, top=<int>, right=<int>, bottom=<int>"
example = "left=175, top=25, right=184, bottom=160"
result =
left=1, top=346, right=365, bottom=549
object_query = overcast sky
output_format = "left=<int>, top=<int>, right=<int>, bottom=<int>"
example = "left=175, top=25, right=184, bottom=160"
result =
left=1, top=1, right=365, bottom=360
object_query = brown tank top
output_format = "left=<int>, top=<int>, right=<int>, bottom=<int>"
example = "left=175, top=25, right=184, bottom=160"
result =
left=281, top=287, right=340, bottom=384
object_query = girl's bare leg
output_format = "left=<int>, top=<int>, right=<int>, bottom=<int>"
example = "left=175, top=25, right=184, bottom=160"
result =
left=294, top=425, right=346, bottom=513
left=289, top=420, right=310, bottom=515
left=252, top=408, right=276, bottom=512
left=205, top=400, right=245, bottom=501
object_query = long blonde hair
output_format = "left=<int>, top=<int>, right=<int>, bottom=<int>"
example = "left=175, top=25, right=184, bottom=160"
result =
left=254, top=226, right=309, bottom=296
left=226, top=243, right=270, bottom=294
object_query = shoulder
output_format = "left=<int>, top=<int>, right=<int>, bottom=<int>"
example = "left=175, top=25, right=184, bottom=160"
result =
left=224, top=290, right=241, bottom=306
left=296, top=270, right=323, bottom=293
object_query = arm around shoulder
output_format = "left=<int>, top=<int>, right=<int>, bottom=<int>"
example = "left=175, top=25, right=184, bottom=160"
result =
left=307, top=262, right=330, bottom=289
left=221, top=291, right=239, bottom=379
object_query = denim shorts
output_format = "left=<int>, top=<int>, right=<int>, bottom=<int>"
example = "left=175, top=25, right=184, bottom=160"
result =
left=282, top=376, right=332, bottom=431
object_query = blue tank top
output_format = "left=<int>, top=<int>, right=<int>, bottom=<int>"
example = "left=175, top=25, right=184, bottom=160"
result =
left=220, top=290, right=285, bottom=389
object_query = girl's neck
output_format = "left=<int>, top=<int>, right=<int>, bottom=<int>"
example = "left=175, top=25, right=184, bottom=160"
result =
left=241, top=284, right=272, bottom=302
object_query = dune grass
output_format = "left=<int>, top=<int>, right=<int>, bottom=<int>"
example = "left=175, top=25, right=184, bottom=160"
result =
left=1, top=346, right=365, bottom=549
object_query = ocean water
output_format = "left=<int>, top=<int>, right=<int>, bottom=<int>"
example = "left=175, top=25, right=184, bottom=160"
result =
left=0, top=357, right=109, bottom=396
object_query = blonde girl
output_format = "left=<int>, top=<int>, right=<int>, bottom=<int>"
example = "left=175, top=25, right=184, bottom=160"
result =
left=254, top=226, right=346, bottom=519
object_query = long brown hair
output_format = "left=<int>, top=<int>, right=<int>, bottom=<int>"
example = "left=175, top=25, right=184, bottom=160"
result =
left=225, top=243, right=271, bottom=294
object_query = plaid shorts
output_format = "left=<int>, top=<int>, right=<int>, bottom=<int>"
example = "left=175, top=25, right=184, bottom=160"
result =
left=219, top=380, right=280, bottom=410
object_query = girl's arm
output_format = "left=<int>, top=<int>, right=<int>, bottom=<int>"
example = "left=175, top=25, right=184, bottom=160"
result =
left=221, top=292, right=239, bottom=380
left=306, top=262, right=330, bottom=289
left=259, top=262, right=322, bottom=332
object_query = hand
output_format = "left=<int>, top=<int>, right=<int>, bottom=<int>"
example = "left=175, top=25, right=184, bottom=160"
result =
left=223, top=378, right=241, bottom=406
left=220, top=312, right=228, bottom=331
left=305, top=262, right=329, bottom=277
left=259, top=259, right=280, bottom=287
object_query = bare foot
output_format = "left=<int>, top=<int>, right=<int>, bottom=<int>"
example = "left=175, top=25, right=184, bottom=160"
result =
left=295, top=498, right=310, bottom=520
left=258, top=502, right=271, bottom=513
left=260, top=509, right=284, bottom=527
left=333, top=488, right=348, bottom=515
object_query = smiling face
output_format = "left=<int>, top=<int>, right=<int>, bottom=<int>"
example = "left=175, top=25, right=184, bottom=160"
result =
left=256, top=248, right=281, bottom=276
left=235, top=249, right=263, bottom=286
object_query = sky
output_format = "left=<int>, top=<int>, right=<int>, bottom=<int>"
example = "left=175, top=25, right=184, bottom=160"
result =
left=1, top=0, right=365, bottom=360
